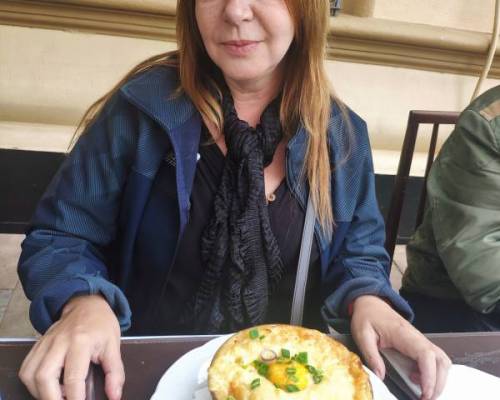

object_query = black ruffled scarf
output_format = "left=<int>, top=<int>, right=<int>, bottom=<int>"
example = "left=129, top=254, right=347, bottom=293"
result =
left=183, top=91, right=285, bottom=333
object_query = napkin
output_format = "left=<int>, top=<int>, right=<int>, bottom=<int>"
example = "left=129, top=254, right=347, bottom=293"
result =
left=381, top=348, right=500, bottom=399
left=441, top=365, right=500, bottom=399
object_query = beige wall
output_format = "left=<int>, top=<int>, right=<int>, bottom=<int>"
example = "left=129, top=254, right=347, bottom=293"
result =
left=374, top=0, right=495, bottom=33
left=342, top=0, right=375, bottom=17
left=0, top=25, right=173, bottom=126
left=328, top=60, right=499, bottom=151
left=1, top=1, right=500, bottom=174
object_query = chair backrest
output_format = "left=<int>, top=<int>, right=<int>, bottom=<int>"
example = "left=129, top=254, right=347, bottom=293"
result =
left=384, top=110, right=460, bottom=261
left=0, top=149, right=65, bottom=234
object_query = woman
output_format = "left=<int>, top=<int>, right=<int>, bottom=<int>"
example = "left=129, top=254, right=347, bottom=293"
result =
left=18, top=1, right=450, bottom=399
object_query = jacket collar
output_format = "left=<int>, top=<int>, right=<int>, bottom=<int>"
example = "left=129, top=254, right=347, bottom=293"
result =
left=120, top=66, right=199, bottom=133
left=120, top=66, right=202, bottom=230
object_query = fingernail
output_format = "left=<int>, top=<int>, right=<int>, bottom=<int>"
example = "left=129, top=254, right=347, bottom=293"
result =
left=115, top=387, right=122, bottom=399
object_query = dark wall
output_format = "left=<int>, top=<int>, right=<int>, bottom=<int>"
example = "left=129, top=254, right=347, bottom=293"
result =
left=0, top=149, right=423, bottom=242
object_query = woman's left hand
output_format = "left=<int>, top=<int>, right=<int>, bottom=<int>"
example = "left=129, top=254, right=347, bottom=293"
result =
left=351, top=295, right=451, bottom=400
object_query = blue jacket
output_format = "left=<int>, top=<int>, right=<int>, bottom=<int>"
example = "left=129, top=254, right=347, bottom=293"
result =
left=18, top=67, right=412, bottom=334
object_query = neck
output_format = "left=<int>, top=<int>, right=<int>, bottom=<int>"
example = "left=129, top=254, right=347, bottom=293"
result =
left=224, top=68, right=283, bottom=127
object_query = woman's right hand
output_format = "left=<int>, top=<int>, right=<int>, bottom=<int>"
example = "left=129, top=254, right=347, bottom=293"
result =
left=19, top=294, right=124, bottom=400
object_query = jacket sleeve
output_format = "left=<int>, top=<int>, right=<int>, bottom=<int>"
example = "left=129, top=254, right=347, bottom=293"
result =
left=18, top=91, right=139, bottom=334
left=427, top=110, right=500, bottom=313
left=322, top=118, right=413, bottom=332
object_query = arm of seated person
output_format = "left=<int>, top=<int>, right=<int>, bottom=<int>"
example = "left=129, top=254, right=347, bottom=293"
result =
left=427, top=109, right=500, bottom=313
left=321, top=115, right=450, bottom=400
left=18, top=91, right=138, bottom=334
left=17, top=91, right=139, bottom=400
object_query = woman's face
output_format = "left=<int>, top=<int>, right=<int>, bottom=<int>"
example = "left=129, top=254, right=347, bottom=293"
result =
left=195, top=0, right=295, bottom=86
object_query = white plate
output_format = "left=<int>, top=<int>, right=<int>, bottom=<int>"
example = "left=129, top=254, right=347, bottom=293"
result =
left=151, top=335, right=397, bottom=400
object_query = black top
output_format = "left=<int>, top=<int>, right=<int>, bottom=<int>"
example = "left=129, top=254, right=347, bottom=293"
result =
left=157, top=128, right=323, bottom=334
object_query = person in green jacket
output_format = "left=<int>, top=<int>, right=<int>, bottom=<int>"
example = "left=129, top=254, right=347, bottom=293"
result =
left=401, top=85, right=500, bottom=332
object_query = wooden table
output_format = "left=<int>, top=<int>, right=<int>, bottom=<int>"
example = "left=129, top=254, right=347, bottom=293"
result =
left=1, top=332, right=500, bottom=399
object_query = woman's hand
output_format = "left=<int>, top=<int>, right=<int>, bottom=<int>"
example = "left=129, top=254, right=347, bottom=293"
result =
left=19, top=295, right=124, bottom=400
left=351, top=295, right=451, bottom=400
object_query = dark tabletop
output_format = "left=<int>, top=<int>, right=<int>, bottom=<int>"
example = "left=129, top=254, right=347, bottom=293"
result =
left=1, top=332, right=500, bottom=399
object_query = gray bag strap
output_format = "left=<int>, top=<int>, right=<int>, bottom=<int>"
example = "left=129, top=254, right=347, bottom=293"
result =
left=290, top=196, right=316, bottom=326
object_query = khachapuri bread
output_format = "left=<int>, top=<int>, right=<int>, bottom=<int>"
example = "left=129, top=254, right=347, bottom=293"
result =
left=208, top=324, right=373, bottom=400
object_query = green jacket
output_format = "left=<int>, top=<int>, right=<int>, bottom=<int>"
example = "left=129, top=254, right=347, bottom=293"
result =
left=403, top=85, right=500, bottom=314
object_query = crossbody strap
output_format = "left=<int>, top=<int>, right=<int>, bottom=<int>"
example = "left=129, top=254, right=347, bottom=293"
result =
left=290, top=196, right=316, bottom=326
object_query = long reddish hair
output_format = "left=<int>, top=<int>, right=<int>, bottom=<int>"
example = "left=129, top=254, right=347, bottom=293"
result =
left=75, top=0, right=341, bottom=234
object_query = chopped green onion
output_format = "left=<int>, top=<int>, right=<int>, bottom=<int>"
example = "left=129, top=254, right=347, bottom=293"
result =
left=306, top=365, right=317, bottom=374
left=285, top=367, right=296, bottom=375
left=295, top=352, right=308, bottom=364
left=281, top=348, right=290, bottom=358
left=285, top=384, right=300, bottom=392
left=249, top=329, right=259, bottom=339
left=259, top=365, right=269, bottom=376
left=253, top=360, right=269, bottom=377
left=226, top=396, right=236, bottom=400
left=306, top=363, right=323, bottom=384
left=250, top=378, right=261, bottom=390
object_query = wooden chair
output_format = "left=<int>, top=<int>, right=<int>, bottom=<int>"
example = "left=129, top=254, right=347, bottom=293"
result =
left=384, top=111, right=460, bottom=262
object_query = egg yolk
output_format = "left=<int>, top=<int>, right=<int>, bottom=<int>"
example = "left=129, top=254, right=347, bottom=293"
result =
left=268, top=361, right=309, bottom=391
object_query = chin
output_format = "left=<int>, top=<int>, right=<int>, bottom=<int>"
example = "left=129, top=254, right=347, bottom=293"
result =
left=212, top=54, right=282, bottom=86
left=220, top=65, right=275, bottom=85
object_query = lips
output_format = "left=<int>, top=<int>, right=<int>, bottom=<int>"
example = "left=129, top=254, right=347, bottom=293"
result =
left=221, top=40, right=260, bottom=56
